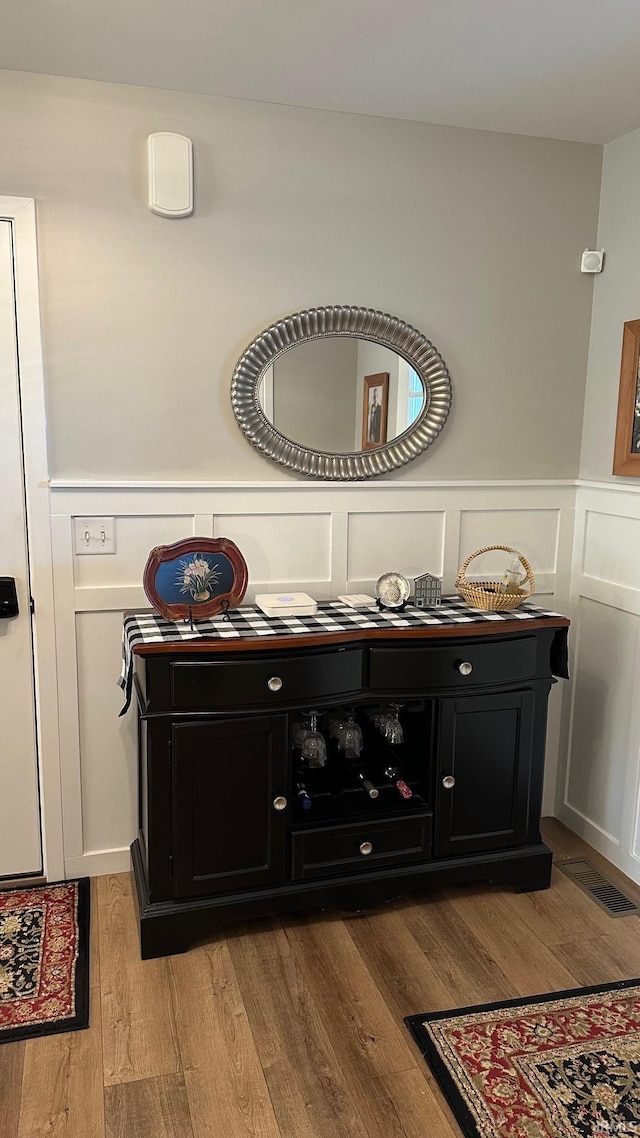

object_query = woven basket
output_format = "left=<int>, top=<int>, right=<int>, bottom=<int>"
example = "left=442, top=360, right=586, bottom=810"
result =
left=455, top=545, right=535, bottom=611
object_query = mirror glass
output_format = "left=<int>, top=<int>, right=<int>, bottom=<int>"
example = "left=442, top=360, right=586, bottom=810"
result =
left=231, top=305, right=452, bottom=480
left=258, top=338, right=426, bottom=453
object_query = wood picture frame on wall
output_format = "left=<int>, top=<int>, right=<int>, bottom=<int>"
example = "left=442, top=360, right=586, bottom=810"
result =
left=361, top=372, right=389, bottom=451
left=613, top=319, right=640, bottom=476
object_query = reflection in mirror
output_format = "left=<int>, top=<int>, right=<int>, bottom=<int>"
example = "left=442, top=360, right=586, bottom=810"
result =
left=258, top=338, right=425, bottom=454
left=231, top=305, right=452, bottom=480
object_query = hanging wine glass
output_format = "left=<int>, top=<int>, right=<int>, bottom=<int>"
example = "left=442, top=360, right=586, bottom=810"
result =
left=325, top=709, right=347, bottom=741
left=300, top=710, right=327, bottom=768
left=367, top=707, right=388, bottom=735
left=335, top=709, right=364, bottom=759
left=384, top=704, right=404, bottom=745
left=291, top=719, right=308, bottom=750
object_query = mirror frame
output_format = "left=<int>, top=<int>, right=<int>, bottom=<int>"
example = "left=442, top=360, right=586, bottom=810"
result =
left=231, top=305, right=452, bottom=480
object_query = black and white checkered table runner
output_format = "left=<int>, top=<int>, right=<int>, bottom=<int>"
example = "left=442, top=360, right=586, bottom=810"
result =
left=119, top=597, right=568, bottom=714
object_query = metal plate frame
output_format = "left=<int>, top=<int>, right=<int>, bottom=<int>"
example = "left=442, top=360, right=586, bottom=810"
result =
left=230, top=305, right=452, bottom=480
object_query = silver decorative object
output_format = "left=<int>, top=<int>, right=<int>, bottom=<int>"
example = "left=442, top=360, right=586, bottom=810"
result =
left=230, top=305, right=452, bottom=480
left=376, top=571, right=411, bottom=609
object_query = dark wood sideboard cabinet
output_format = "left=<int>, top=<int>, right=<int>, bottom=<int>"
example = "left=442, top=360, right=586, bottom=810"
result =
left=131, top=617, right=569, bottom=958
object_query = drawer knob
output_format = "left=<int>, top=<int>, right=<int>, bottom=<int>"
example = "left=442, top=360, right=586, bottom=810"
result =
left=360, top=841, right=373, bottom=855
left=442, top=775, right=455, bottom=790
left=273, top=796, right=288, bottom=811
left=458, top=661, right=473, bottom=676
left=267, top=676, right=283, bottom=692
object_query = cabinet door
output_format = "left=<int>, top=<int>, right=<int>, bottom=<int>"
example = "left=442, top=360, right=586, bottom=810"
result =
left=172, top=715, right=288, bottom=898
left=434, top=691, right=535, bottom=857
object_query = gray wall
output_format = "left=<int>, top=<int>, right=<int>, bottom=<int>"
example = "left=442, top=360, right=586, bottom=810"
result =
left=580, top=125, right=640, bottom=481
left=0, top=68, right=602, bottom=481
left=273, top=338, right=357, bottom=452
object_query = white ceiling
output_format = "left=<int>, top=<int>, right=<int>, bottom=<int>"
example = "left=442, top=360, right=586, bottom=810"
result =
left=3, top=0, right=640, bottom=144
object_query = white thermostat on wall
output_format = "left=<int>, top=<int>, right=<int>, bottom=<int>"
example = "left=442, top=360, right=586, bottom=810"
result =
left=255, top=592, right=318, bottom=618
left=147, top=132, right=193, bottom=218
left=580, top=249, right=604, bottom=273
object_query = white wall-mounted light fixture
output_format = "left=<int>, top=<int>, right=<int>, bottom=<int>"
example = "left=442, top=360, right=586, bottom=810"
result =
left=147, top=132, right=193, bottom=218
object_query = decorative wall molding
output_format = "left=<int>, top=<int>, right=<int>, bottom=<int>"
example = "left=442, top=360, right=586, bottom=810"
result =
left=49, top=478, right=579, bottom=490
left=577, top=478, right=640, bottom=495
left=556, top=482, right=640, bottom=883
left=50, top=479, right=574, bottom=877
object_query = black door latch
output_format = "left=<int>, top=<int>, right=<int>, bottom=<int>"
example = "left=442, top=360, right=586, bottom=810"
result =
left=0, top=578, right=19, bottom=618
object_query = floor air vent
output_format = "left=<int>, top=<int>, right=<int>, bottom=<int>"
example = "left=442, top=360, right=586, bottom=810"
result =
left=557, top=858, right=639, bottom=917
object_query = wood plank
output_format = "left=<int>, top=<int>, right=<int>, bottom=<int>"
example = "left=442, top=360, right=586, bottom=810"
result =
left=399, top=890, right=518, bottom=1007
left=97, top=873, right=180, bottom=1086
left=343, top=905, right=455, bottom=1020
left=350, top=1068, right=460, bottom=1138
left=0, top=1042, right=24, bottom=1138
left=18, top=979, right=104, bottom=1138
left=281, top=911, right=417, bottom=1081
left=168, top=938, right=281, bottom=1138
left=540, top=816, right=580, bottom=858
left=444, top=884, right=578, bottom=996
left=500, top=864, right=619, bottom=945
left=89, top=876, right=101, bottom=992
left=551, top=918, right=640, bottom=987
left=104, top=1074, right=193, bottom=1138
left=227, top=917, right=369, bottom=1138
left=15, top=825, right=640, bottom=1138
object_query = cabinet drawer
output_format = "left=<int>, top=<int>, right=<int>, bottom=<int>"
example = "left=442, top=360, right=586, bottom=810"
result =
left=170, top=648, right=364, bottom=710
left=370, top=635, right=538, bottom=692
left=292, top=814, right=432, bottom=881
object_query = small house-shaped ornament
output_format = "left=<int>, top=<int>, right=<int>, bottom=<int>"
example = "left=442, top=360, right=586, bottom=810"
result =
left=413, top=572, right=442, bottom=608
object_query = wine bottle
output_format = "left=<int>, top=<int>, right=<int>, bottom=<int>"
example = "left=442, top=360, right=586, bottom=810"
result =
left=353, top=768, right=379, bottom=799
left=383, top=763, right=413, bottom=800
left=296, top=781, right=312, bottom=810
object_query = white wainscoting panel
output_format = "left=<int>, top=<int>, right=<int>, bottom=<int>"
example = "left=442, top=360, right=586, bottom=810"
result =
left=50, top=480, right=575, bottom=878
left=459, top=509, right=560, bottom=575
left=347, top=511, right=445, bottom=583
left=556, top=482, right=640, bottom=884
left=75, top=611, right=138, bottom=857
left=74, top=514, right=194, bottom=588
left=583, top=511, right=640, bottom=589
left=213, top=512, right=332, bottom=590
left=565, top=597, right=636, bottom=842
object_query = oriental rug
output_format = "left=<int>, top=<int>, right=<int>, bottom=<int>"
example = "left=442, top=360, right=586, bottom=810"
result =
left=406, top=978, right=640, bottom=1138
left=0, top=878, right=89, bottom=1044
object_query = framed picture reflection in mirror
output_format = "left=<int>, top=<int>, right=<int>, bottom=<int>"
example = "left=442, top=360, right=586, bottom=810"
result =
left=362, top=372, right=389, bottom=450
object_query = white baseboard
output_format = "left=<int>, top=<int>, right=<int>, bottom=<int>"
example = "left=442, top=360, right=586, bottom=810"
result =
left=555, top=802, right=640, bottom=884
left=64, top=847, right=131, bottom=878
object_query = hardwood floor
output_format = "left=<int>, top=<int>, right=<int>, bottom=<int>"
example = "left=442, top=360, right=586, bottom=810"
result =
left=5, top=818, right=640, bottom=1137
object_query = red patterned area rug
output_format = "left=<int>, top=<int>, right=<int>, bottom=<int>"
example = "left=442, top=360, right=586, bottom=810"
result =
left=406, top=979, right=640, bottom=1138
left=0, top=878, right=89, bottom=1044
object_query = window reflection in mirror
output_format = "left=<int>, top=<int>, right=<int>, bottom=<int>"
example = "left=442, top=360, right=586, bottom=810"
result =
left=257, top=337, right=426, bottom=454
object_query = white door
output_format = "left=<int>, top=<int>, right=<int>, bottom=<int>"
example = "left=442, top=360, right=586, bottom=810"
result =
left=0, top=218, right=42, bottom=877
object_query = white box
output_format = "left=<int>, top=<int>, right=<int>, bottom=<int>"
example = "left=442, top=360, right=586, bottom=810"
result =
left=255, top=591, right=318, bottom=618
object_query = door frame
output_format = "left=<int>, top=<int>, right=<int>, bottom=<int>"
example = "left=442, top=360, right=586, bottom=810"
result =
left=1, top=196, right=64, bottom=880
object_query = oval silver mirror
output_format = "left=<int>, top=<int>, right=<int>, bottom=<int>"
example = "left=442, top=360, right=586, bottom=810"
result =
left=231, top=306, right=452, bottom=480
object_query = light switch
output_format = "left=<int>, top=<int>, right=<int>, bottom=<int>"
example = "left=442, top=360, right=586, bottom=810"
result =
left=74, top=517, right=116, bottom=555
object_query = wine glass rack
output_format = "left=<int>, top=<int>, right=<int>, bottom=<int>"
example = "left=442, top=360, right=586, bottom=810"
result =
left=291, top=702, right=432, bottom=826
